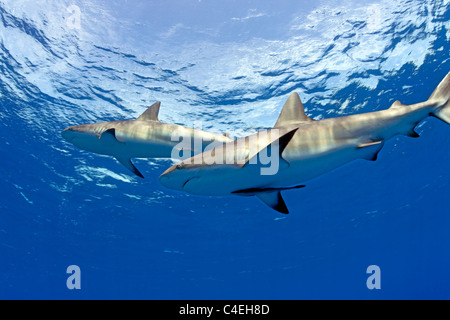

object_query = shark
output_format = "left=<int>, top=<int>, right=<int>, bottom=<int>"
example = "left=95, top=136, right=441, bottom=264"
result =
left=61, top=101, right=233, bottom=178
left=159, top=72, right=450, bottom=214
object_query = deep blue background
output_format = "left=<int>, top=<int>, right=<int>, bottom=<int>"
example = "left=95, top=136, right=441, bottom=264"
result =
left=0, top=0, right=449, bottom=299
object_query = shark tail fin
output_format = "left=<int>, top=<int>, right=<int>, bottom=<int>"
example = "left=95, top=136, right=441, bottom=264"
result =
left=430, top=72, right=450, bottom=125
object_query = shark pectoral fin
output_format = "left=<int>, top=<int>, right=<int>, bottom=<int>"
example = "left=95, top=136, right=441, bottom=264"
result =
left=137, top=101, right=161, bottom=121
left=99, top=129, right=143, bottom=177
left=115, top=157, right=144, bottom=178
left=100, top=128, right=122, bottom=145
left=256, top=191, right=289, bottom=214
left=242, top=128, right=298, bottom=168
left=357, top=140, right=384, bottom=161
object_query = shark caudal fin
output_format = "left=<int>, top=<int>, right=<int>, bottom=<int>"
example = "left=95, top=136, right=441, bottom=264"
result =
left=429, top=72, right=450, bottom=125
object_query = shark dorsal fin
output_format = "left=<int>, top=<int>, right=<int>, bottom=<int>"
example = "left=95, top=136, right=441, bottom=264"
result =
left=389, top=100, right=405, bottom=109
left=137, top=101, right=161, bottom=121
left=99, top=129, right=144, bottom=178
left=274, top=92, right=313, bottom=127
left=100, top=128, right=120, bottom=143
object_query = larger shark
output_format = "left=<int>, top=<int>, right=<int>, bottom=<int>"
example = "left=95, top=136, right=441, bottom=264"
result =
left=62, top=102, right=232, bottom=178
left=159, top=72, right=450, bottom=214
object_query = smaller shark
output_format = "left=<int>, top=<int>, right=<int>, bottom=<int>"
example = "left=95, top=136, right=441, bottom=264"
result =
left=61, top=102, right=232, bottom=178
left=159, top=72, right=450, bottom=214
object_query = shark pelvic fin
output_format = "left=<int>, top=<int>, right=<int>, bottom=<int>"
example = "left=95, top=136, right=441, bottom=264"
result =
left=241, top=128, right=298, bottom=168
left=116, top=157, right=144, bottom=178
left=233, top=185, right=305, bottom=214
left=137, top=101, right=161, bottom=121
left=256, top=191, right=289, bottom=214
left=274, top=92, right=313, bottom=127
left=99, top=129, right=144, bottom=178
left=357, top=140, right=384, bottom=161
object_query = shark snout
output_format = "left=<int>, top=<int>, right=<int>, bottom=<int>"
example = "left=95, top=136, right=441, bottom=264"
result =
left=161, top=164, right=178, bottom=176
left=159, top=165, right=199, bottom=191
left=61, top=124, right=97, bottom=143
left=159, top=174, right=196, bottom=191
left=61, top=127, right=75, bottom=142
left=159, top=167, right=177, bottom=188
left=158, top=174, right=170, bottom=185
left=159, top=174, right=181, bottom=192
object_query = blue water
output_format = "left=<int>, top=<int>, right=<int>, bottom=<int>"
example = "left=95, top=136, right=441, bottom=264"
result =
left=1, top=0, right=449, bottom=299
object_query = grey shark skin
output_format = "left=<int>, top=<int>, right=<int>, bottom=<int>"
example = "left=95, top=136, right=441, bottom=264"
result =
left=159, top=72, right=450, bottom=214
left=61, top=102, right=232, bottom=178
